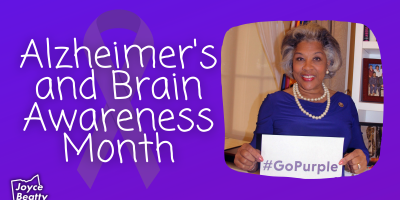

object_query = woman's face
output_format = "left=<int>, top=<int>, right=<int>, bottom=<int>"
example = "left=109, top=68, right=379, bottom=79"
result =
left=292, top=41, right=328, bottom=92
left=375, top=66, right=379, bottom=71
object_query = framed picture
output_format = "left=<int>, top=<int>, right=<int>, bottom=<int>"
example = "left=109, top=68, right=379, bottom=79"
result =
left=360, top=122, right=382, bottom=166
left=362, top=58, right=383, bottom=103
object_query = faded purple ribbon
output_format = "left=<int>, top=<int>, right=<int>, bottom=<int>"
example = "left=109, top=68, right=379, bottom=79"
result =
left=77, top=10, right=159, bottom=188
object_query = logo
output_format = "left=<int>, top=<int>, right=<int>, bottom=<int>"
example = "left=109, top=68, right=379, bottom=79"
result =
left=11, top=174, right=48, bottom=200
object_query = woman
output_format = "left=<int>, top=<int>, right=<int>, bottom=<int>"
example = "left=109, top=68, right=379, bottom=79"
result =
left=234, top=23, right=369, bottom=175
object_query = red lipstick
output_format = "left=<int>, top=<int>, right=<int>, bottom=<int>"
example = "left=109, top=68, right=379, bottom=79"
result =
left=301, top=75, right=315, bottom=81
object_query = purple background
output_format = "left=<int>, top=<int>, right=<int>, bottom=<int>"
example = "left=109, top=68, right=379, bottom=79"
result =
left=1, top=0, right=396, bottom=199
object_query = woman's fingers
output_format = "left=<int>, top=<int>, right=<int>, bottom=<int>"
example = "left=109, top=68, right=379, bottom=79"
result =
left=340, top=149, right=367, bottom=174
left=354, top=159, right=367, bottom=174
left=339, top=150, right=360, bottom=165
left=242, top=143, right=263, bottom=162
left=234, top=143, right=263, bottom=171
left=239, top=149, right=255, bottom=166
left=239, top=148, right=256, bottom=162
left=349, top=156, right=361, bottom=170
left=234, top=152, right=256, bottom=171
left=234, top=158, right=254, bottom=171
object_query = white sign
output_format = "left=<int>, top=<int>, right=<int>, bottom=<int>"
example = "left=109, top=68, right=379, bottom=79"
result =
left=260, top=135, right=344, bottom=179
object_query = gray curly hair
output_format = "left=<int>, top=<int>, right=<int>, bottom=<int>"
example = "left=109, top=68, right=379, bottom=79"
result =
left=281, top=23, right=342, bottom=79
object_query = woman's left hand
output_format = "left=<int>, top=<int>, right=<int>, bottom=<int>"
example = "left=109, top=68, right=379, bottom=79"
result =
left=339, top=149, right=367, bottom=174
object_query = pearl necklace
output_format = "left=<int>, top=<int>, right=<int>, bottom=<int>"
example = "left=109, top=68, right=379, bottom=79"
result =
left=293, top=82, right=330, bottom=120
left=296, top=83, right=327, bottom=101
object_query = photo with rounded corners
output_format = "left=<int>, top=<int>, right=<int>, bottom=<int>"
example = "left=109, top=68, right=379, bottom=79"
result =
left=222, top=20, right=383, bottom=179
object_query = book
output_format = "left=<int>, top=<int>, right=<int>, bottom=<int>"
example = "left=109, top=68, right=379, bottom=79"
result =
left=363, top=25, right=370, bottom=41
left=281, top=74, right=287, bottom=91
left=285, top=75, right=290, bottom=89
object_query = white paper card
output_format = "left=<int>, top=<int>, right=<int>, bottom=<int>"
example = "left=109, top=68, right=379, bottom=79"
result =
left=260, top=135, right=344, bottom=179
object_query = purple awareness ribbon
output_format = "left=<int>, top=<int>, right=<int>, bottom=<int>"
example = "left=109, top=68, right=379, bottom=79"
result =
left=77, top=10, right=159, bottom=188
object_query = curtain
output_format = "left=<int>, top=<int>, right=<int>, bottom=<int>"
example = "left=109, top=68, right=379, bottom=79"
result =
left=256, top=21, right=286, bottom=88
left=222, top=23, right=284, bottom=141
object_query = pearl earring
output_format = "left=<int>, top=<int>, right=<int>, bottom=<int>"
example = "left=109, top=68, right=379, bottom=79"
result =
left=326, top=70, right=329, bottom=74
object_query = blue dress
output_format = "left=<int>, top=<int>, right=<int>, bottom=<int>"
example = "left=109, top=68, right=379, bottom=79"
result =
left=250, top=91, right=370, bottom=169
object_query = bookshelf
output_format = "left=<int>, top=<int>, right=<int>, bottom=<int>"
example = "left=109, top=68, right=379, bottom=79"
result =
left=351, top=24, right=383, bottom=124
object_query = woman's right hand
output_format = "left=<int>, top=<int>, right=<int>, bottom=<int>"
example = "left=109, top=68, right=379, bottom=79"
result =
left=234, top=143, right=264, bottom=172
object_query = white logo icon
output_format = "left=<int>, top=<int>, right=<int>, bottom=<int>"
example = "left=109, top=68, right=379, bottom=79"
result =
left=11, top=174, right=49, bottom=200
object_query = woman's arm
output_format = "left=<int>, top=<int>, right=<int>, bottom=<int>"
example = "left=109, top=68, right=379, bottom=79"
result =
left=339, top=98, right=370, bottom=174
left=234, top=93, right=275, bottom=171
